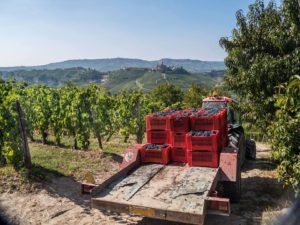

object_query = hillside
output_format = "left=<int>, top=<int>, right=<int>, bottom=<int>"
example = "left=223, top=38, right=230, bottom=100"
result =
left=0, top=66, right=225, bottom=92
left=105, top=68, right=225, bottom=93
left=0, top=58, right=225, bottom=73
left=0, top=68, right=104, bottom=87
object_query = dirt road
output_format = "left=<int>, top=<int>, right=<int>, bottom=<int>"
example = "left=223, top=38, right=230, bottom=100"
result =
left=0, top=143, right=293, bottom=225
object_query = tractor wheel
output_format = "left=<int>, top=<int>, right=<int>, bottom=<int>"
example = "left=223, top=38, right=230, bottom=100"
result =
left=223, top=165, right=241, bottom=203
left=246, top=139, right=256, bottom=160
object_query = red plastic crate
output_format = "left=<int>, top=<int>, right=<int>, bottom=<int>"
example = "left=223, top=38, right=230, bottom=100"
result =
left=145, top=115, right=171, bottom=131
left=171, top=147, right=187, bottom=163
left=141, top=145, right=171, bottom=164
left=187, top=150, right=219, bottom=168
left=146, top=130, right=170, bottom=144
left=169, top=115, right=190, bottom=132
left=186, top=130, right=220, bottom=151
left=190, top=113, right=222, bottom=131
left=170, top=132, right=186, bottom=148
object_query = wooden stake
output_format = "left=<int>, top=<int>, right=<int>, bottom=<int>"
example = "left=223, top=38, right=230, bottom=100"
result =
left=16, top=100, right=32, bottom=168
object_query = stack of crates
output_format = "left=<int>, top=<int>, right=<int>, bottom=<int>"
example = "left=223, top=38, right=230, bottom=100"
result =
left=186, top=130, right=220, bottom=167
left=142, top=107, right=228, bottom=167
left=169, top=111, right=191, bottom=163
left=142, top=110, right=177, bottom=164
left=187, top=108, right=228, bottom=168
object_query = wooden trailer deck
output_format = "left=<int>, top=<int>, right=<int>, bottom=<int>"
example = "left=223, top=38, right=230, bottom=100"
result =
left=91, top=163, right=220, bottom=225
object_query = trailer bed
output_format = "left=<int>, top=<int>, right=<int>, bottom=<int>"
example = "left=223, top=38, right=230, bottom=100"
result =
left=92, top=163, right=219, bottom=225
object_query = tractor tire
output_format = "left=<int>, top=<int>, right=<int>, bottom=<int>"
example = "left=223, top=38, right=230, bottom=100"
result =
left=223, top=165, right=241, bottom=203
left=246, top=139, right=256, bottom=160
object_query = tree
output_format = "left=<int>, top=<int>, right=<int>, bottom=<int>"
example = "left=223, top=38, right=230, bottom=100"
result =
left=114, top=90, right=152, bottom=143
left=0, top=79, right=23, bottom=167
left=220, top=0, right=300, bottom=129
left=150, top=83, right=183, bottom=109
left=269, top=76, right=300, bottom=192
left=220, top=0, right=300, bottom=192
left=49, top=88, right=64, bottom=145
left=60, top=83, right=80, bottom=149
left=183, top=83, right=208, bottom=108
left=26, top=85, right=52, bottom=144
left=89, top=85, right=114, bottom=150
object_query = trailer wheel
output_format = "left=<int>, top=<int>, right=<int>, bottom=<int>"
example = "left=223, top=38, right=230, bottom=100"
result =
left=246, top=139, right=256, bottom=160
left=223, top=166, right=241, bottom=203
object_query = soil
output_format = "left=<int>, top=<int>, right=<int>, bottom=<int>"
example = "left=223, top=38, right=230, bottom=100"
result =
left=0, top=143, right=294, bottom=225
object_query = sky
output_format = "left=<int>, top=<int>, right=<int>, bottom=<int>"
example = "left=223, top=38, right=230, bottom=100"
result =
left=0, top=0, right=281, bottom=66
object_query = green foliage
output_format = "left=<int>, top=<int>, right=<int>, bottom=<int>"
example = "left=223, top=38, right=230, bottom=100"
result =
left=0, top=79, right=23, bottom=167
left=221, top=0, right=300, bottom=192
left=269, top=76, right=300, bottom=192
left=183, top=83, right=208, bottom=108
left=1, top=76, right=216, bottom=168
left=89, top=85, right=115, bottom=149
left=220, top=0, right=300, bottom=129
left=113, top=90, right=154, bottom=143
left=0, top=68, right=104, bottom=87
left=150, top=83, right=183, bottom=109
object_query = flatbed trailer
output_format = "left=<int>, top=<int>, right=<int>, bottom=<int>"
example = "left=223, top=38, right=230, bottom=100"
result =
left=91, top=126, right=245, bottom=225
left=92, top=163, right=221, bottom=225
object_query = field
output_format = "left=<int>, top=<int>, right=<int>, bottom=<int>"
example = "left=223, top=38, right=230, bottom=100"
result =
left=0, top=137, right=294, bottom=225
left=105, top=69, right=223, bottom=93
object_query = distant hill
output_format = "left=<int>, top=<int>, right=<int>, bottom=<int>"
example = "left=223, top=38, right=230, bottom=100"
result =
left=0, top=67, right=225, bottom=92
left=0, top=68, right=104, bottom=87
left=0, top=58, right=225, bottom=73
left=105, top=68, right=225, bottom=93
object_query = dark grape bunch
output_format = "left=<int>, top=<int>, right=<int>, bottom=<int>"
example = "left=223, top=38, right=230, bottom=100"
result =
left=175, top=112, right=191, bottom=118
left=189, top=130, right=217, bottom=136
left=144, top=144, right=168, bottom=150
left=153, top=110, right=177, bottom=117
left=184, top=108, right=198, bottom=112
left=191, top=108, right=221, bottom=117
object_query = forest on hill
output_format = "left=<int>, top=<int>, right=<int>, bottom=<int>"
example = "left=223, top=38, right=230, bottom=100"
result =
left=0, top=68, right=104, bottom=87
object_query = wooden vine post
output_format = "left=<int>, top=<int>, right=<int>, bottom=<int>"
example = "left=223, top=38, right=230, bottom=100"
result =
left=16, top=100, right=32, bottom=168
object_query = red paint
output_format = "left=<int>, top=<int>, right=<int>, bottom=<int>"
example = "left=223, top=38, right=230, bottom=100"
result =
left=186, top=130, right=220, bottom=151
left=146, top=130, right=170, bottom=145
left=170, top=132, right=186, bottom=148
left=171, top=147, right=187, bottom=163
left=187, top=150, right=219, bottom=168
left=120, top=144, right=142, bottom=169
left=145, top=114, right=172, bottom=131
left=219, top=147, right=238, bottom=181
left=207, top=196, right=230, bottom=213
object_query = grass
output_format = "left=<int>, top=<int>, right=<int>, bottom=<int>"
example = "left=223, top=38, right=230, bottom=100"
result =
left=0, top=134, right=141, bottom=190
left=33, top=133, right=140, bottom=154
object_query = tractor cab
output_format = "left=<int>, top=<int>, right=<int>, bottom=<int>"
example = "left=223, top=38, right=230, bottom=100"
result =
left=202, top=96, right=239, bottom=125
